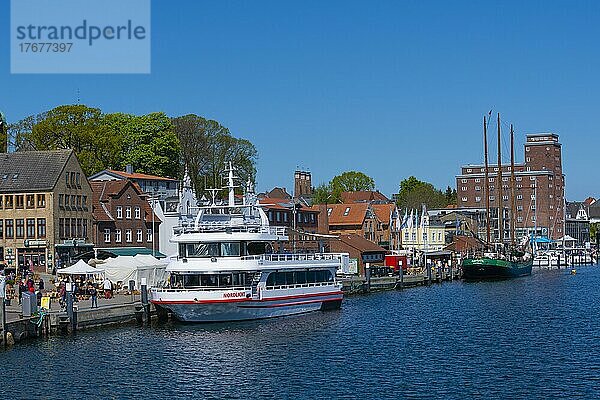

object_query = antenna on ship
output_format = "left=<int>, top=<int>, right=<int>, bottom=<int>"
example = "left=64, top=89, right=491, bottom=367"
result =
left=223, top=162, right=239, bottom=208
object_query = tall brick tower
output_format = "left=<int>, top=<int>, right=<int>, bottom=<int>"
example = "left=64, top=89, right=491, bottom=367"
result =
left=524, top=133, right=565, bottom=238
left=294, top=170, right=312, bottom=197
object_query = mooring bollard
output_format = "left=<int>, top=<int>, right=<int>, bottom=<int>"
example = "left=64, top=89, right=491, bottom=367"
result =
left=398, top=264, right=404, bottom=289
left=141, top=278, right=149, bottom=324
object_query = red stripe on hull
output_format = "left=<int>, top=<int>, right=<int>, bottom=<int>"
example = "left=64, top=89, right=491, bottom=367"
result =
left=151, top=290, right=343, bottom=305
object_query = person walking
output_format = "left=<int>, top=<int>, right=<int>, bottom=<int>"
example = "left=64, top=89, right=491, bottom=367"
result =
left=103, top=277, right=112, bottom=299
left=88, top=284, right=98, bottom=308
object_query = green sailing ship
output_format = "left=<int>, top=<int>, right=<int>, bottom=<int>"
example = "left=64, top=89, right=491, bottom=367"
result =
left=461, top=113, right=532, bottom=280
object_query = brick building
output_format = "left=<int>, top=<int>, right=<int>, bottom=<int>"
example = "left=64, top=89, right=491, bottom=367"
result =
left=90, top=180, right=161, bottom=252
left=456, top=133, right=565, bottom=240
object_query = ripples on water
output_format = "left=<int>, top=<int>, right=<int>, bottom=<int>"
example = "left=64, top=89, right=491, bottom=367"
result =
left=2, top=267, right=600, bottom=399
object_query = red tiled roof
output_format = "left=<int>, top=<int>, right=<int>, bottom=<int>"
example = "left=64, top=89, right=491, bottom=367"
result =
left=372, top=203, right=395, bottom=224
left=327, top=203, right=369, bottom=226
left=107, top=170, right=178, bottom=182
left=340, top=191, right=390, bottom=203
left=337, top=234, right=387, bottom=253
left=90, top=180, right=161, bottom=223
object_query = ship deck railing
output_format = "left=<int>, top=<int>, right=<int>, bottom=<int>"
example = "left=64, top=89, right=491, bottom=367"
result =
left=241, top=253, right=346, bottom=263
left=174, top=224, right=287, bottom=235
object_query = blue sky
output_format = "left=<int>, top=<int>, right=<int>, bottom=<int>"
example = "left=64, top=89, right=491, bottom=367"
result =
left=1, top=0, right=599, bottom=200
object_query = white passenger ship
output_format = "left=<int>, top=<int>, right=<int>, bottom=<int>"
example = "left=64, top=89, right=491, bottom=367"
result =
left=150, top=165, right=347, bottom=322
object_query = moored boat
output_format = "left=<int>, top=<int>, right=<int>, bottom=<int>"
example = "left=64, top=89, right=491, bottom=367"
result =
left=150, top=164, right=347, bottom=322
left=462, top=257, right=532, bottom=280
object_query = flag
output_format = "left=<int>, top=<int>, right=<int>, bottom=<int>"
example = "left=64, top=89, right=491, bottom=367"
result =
left=401, top=209, right=408, bottom=228
left=407, top=209, right=414, bottom=229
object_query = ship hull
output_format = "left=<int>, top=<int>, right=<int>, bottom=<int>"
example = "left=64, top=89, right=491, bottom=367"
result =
left=462, top=258, right=532, bottom=280
left=151, top=291, right=343, bottom=323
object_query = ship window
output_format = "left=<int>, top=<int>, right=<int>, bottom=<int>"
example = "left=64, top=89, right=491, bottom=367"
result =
left=247, top=242, right=267, bottom=256
left=200, top=275, right=219, bottom=287
left=183, top=275, right=200, bottom=287
left=265, top=270, right=333, bottom=287
left=221, top=242, right=241, bottom=257
left=186, top=243, right=220, bottom=257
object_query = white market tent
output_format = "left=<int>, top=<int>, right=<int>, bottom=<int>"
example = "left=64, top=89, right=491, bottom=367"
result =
left=57, top=259, right=105, bottom=280
left=97, top=255, right=168, bottom=290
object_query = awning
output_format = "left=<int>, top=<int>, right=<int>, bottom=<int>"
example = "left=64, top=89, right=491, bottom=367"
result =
left=99, top=247, right=167, bottom=258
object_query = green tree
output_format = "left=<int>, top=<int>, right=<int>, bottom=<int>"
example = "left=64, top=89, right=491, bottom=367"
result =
left=0, top=111, right=7, bottom=152
left=396, top=176, right=448, bottom=210
left=12, top=105, right=118, bottom=175
left=330, top=171, right=375, bottom=202
left=312, top=183, right=335, bottom=204
left=172, top=114, right=257, bottom=198
left=445, top=186, right=457, bottom=205
left=112, top=112, right=181, bottom=178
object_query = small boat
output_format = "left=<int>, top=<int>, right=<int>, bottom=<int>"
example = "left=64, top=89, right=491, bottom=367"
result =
left=150, top=164, right=347, bottom=322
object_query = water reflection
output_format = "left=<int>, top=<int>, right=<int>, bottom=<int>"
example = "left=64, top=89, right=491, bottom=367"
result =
left=2, top=267, right=600, bottom=399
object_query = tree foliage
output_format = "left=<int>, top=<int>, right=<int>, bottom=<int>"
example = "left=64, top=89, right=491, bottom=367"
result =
left=108, top=112, right=181, bottom=178
left=396, top=176, right=449, bottom=210
left=172, top=114, right=258, bottom=199
left=312, top=171, right=375, bottom=204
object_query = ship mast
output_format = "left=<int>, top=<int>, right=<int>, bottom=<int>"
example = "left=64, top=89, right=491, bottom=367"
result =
left=497, top=113, right=504, bottom=244
left=483, top=116, right=491, bottom=246
left=510, top=124, right=516, bottom=246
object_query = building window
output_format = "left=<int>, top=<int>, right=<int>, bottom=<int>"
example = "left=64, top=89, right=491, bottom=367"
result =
left=37, top=218, right=46, bottom=238
left=467, top=168, right=472, bottom=173
left=136, top=229, right=143, bottom=242
left=526, top=157, right=531, bottom=162
left=461, top=186, right=467, bottom=191
left=114, top=229, right=121, bottom=243
left=4, top=195, right=12, bottom=209
left=517, top=217, right=523, bottom=222
left=343, top=207, right=350, bottom=216
left=147, top=229, right=153, bottom=242
left=0, top=220, right=3, bottom=239
left=517, top=205, right=523, bottom=211
left=76, top=172, right=81, bottom=187
left=26, top=218, right=35, bottom=238
left=490, top=196, right=495, bottom=201
left=530, top=176, right=536, bottom=181
left=126, top=229, right=132, bottom=243
left=310, top=214, right=315, bottom=223
left=461, top=179, right=467, bottom=183
left=104, top=229, right=111, bottom=243
left=404, top=232, right=409, bottom=240
left=475, top=178, right=480, bottom=183
left=15, top=219, right=24, bottom=238
left=65, top=172, right=70, bottom=187
left=83, top=195, right=88, bottom=210
left=532, top=215, right=536, bottom=221
left=489, top=178, right=494, bottom=183
left=283, top=212, right=289, bottom=223
left=327, top=208, right=332, bottom=216
left=135, top=206, right=141, bottom=219
left=5, top=219, right=14, bottom=238
left=59, top=194, right=64, bottom=209
left=116, top=206, right=123, bottom=219
left=126, top=207, right=132, bottom=219
left=517, top=195, right=522, bottom=200
left=503, top=195, right=509, bottom=201
left=475, top=196, right=481, bottom=202
left=26, top=194, right=35, bottom=208
left=475, top=186, right=481, bottom=191
left=83, top=219, right=88, bottom=238
left=36, top=194, right=46, bottom=208
left=15, top=195, right=24, bottom=209
left=70, top=172, right=75, bottom=187
left=462, top=197, right=467, bottom=202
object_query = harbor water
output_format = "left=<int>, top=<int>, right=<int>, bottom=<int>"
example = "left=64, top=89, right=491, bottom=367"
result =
left=3, top=266, right=600, bottom=399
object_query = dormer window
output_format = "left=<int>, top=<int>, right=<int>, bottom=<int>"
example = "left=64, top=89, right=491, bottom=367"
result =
left=343, top=207, right=350, bottom=216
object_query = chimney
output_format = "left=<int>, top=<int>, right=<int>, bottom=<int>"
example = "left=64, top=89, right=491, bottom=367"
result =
left=125, top=164, right=134, bottom=174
